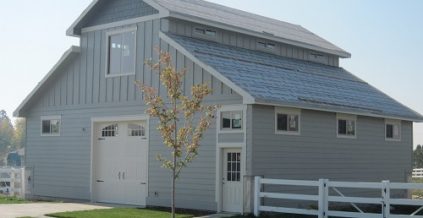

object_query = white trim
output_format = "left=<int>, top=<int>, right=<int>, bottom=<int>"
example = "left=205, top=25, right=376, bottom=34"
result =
left=89, top=114, right=150, bottom=204
left=159, top=31, right=255, bottom=105
left=385, top=119, right=402, bottom=142
left=215, top=104, right=247, bottom=213
left=40, top=115, right=62, bottom=137
left=336, top=113, right=357, bottom=139
left=255, top=100, right=423, bottom=123
left=104, top=26, right=138, bottom=78
left=14, top=46, right=80, bottom=117
left=81, top=14, right=164, bottom=34
left=274, top=107, right=301, bottom=135
left=66, top=0, right=99, bottom=36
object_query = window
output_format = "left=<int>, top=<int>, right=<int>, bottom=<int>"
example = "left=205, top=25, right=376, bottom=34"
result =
left=226, top=152, right=241, bottom=182
left=275, top=107, right=300, bottom=135
left=257, top=41, right=276, bottom=50
left=102, top=124, right=118, bottom=137
left=193, top=27, right=217, bottom=37
left=41, top=116, right=61, bottom=136
left=337, top=114, right=356, bottom=138
left=386, top=120, right=401, bottom=141
left=106, top=27, right=136, bottom=77
left=128, top=123, right=145, bottom=137
left=221, top=111, right=242, bottom=130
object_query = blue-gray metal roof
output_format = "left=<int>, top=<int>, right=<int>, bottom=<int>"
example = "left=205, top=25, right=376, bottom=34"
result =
left=167, top=33, right=423, bottom=121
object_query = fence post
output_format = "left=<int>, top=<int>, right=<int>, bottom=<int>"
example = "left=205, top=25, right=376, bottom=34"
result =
left=382, top=180, right=390, bottom=218
left=10, top=168, right=15, bottom=196
left=21, top=167, right=25, bottom=199
left=254, top=176, right=261, bottom=217
left=318, top=179, right=328, bottom=218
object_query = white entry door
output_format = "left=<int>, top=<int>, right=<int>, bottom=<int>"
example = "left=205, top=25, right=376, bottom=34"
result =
left=93, top=121, right=148, bottom=206
left=222, top=148, right=242, bottom=212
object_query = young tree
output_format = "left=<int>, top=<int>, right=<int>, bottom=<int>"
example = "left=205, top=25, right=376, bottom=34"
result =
left=415, top=145, right=423, bottom=168
left=136, top=51, right=218, bottom=218
left=0, top=110, right=14, bottom=153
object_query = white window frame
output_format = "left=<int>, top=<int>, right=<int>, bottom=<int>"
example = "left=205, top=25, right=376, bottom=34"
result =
left=336, top=113, right=357, bottom=139
left=385, top=119, right=401, bottom=141
left=274, top=107, right=301, bottom=135
left=105, top=26, right=137, bottom=78
left=219, top=110, right=243, bottom=133
left=40, top=115, right=61, bottom=136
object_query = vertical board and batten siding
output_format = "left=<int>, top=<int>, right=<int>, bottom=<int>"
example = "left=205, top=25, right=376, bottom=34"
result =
left=24, top=16, right=242, bottom=210
left=167, top=18, right=340, bottom=67
left=251, top=105, right=412, bottom=181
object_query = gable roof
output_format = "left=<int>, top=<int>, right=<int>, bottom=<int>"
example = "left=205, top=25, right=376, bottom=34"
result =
left=67, top=0, right=350, bottom=58
left=13, top=46, right=80, bottom=117
left=161, top=33, right=423, bottom=122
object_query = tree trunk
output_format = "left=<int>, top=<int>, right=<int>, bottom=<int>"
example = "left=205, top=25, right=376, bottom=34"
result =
left=171, top=150, right=176, bottom=218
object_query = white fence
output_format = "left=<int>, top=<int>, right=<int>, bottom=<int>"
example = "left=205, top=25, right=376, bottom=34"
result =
left=0, top=167, right=25, bottom=198
left=254, top=176, right=423, bottom=218
left=413, top=169, right=423, bottom=178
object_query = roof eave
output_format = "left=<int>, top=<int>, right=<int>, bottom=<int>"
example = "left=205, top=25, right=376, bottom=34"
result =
left=13, top=46, right=81, bottom=117
left=254, top=99, right=423, bottom=122
left=66, top=0, right=99, bottom=37
left=168, top=12, right=351, bottom=58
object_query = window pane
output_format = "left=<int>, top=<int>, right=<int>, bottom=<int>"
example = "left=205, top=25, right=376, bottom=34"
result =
left=232, top=112, right=242, bottom=129
left=128, top=123, right=145, bottom=136
left=109, top=34, right=122, bottom=75
left=386, top=124, right=393, bottom=138
left=121, top=31, right=136, bottom=74
left=288, top=115, right=299, bottom=132
left=338, top=120, right=347, bottom=135
left=102, top=124, right=118, bottom=137
left=393, top=124, right=400, bottom=138
left=277, top=114, right=288, bottom=131
left=221, top=112, right=231, bottom=129
left=50, top=120, right=60, bottom=134
left=346, top=120, right=355, bottom=135
left=42, top=120, right=51, bottom=134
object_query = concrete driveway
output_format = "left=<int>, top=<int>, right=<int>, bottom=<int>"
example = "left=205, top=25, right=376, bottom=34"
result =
left=0, top=202, right=111, bottom=218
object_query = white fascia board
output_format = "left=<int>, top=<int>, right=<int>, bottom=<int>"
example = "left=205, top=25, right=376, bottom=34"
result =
left=13, top=46, right=80, bottom=117
left=168, top=12, right=351, bottom=58
left=66, top=0, right=99, bottom=37
left=255, top=99, right=423, bottom=122
left=159, top=31, right=255, bottom=105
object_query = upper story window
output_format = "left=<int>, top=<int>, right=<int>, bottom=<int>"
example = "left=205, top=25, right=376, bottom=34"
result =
left=41, top=115, right=61, bottom=136
left=337, top=114, right=356, bottom=138
left=221, top=111, right=242, bottom=131
left=257, top=41, right=276, bottom=50
left=106, top=27, right=137, bottom=77
left=275, top=107, right=301, bottom=135
left=193, top=27, right=217, bottom=37
left=386, top=119, right=401, bottom=141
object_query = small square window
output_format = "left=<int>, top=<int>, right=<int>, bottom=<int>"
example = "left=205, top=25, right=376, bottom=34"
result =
left=41, top=116, right=61, bottom=136
left=221, top=111, right=242, bottom=131
left=275, top=108, right=300, bottom=134
left=386, top=120, right=401, bottom=141
left=337, top=114, right=356, bottom=138
left=106, top=28, right=137, bottom=77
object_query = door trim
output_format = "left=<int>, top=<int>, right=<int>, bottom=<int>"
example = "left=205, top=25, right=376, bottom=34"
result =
left=215, top=105, right=247, bottom=213
left=90, top=114, right=149, bottom=203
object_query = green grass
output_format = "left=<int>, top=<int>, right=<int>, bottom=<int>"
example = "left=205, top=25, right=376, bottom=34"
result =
left=0, top=195, right=28, bottom=204
left=412, top=178, right=423, bottom=198
left=46, top=208, right=195, bottom=218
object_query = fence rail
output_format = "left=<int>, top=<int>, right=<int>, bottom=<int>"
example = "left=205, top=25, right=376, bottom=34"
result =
left=413, top=168, right=423, bottom=178
left=254, top=176, right=423, bottom=218
left=0, top=167, right=25, bottom=198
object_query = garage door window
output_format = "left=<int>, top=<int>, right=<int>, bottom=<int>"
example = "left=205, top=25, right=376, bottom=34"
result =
left=102, top=124, right=118, bottom=137
left=128, top=123, right=145, bottom=136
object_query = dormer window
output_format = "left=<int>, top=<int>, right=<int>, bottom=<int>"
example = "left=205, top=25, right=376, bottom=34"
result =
left=105, top=27, right=137, bottom=77
left=193, top=27, right=217, bottom=37
left=257, top=41, right=276, bottom=50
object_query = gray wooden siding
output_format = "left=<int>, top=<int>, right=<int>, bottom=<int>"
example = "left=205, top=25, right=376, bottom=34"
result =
left=167, top=18, right=339, bottom=67
left=24, top=18, right=242, bottom=210
left=251, top=105, right=412, bottom=181
left=76, top=0, right=158, bottom=32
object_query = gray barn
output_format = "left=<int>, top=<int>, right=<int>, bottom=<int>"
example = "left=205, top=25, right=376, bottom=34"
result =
left=14, top=0, right=423, bottom=214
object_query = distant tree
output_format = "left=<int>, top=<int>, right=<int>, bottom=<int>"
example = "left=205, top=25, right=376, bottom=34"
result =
left=137, top=51, right=218, bottom=218
left=414, top=145, right=423, bottom=168
left=0, top=110, right=14, bottom=153
left=12, top=118, right=26, bottom=149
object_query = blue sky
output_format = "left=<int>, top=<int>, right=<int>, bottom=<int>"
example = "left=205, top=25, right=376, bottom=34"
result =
left=0, top=0, right=422, bottom=147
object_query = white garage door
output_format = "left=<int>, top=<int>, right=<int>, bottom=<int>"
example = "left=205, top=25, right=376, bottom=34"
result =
left=93, top=121, right=148, bottom=206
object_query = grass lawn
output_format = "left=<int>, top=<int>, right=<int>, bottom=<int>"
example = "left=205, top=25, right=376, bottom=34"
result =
left=46, top=208, right=196, bottom=218
left=0, top=195, right=28, bottom=204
